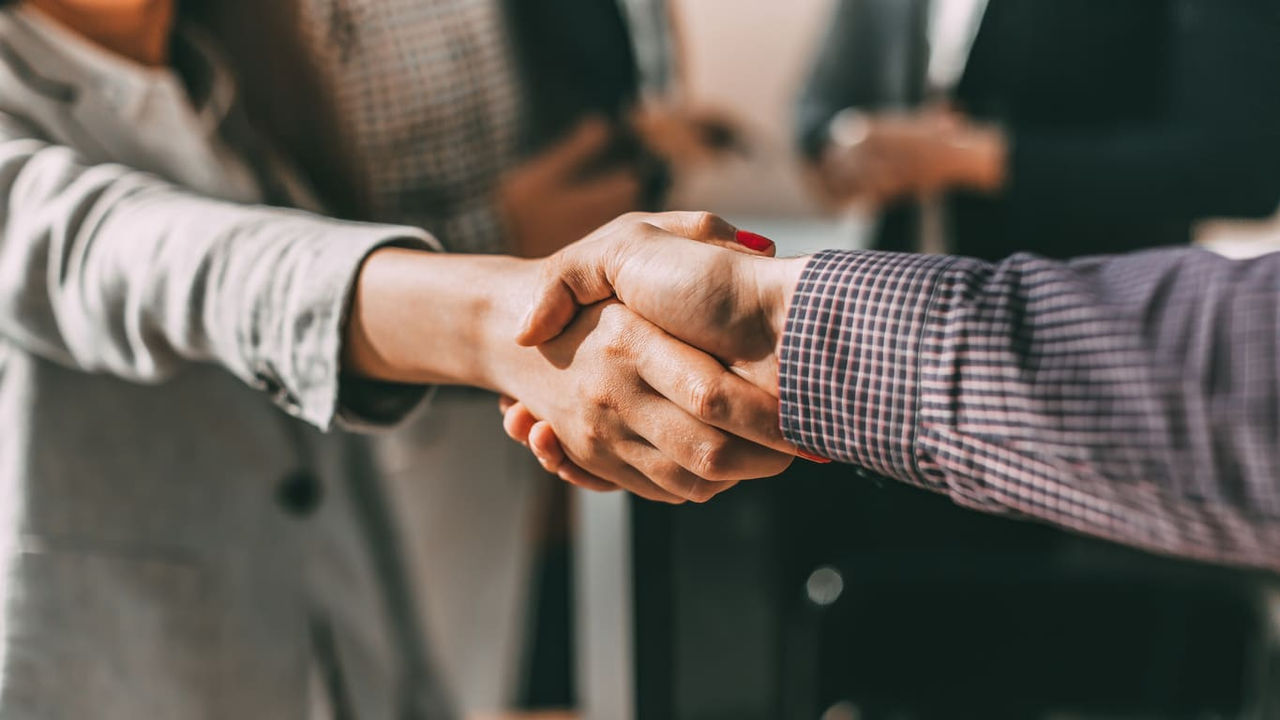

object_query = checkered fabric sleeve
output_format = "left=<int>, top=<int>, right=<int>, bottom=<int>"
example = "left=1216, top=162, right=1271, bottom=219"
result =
left=780, top=248, right=1280, bottom=572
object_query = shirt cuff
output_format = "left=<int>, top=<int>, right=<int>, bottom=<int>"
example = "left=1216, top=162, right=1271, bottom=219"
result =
left=778, top=250, right=958, bottom=482
left=253, top=220, right=442, bottom=432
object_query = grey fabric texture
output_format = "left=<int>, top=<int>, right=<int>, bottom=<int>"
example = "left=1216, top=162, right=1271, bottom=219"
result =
left=0, top=9, right=454, bottom=718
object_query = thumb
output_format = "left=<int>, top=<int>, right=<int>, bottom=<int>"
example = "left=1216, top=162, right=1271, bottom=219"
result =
left=515, top=212, right=779, bottom=347
left=641, top=211, right=777, bottom=258
left=516, top=244, right=620, bottom=346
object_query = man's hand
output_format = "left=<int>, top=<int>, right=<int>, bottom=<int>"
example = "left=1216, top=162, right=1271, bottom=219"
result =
left=502, top=212, right=817, bottom=491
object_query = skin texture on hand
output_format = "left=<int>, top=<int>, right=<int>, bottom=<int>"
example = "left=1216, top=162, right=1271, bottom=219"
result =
left=504, top=212, right=810, bottom=494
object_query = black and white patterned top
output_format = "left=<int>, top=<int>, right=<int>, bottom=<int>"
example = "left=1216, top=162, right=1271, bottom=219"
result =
left=296, top=0, right=523, bottom=253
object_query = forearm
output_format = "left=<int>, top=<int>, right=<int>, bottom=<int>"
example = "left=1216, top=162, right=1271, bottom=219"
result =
left=343, top=248, right=536, bottom=390
left=778, top=248, right=1280, bottom=571
left=0, top=119, right=446, bottom=430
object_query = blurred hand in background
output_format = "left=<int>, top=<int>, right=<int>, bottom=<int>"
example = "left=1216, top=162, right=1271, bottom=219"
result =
left=500, top=118, right=643, bottom=259
left=631, top=101, right=750, bottom=167
left=814, top=106, right=1006, bottom=209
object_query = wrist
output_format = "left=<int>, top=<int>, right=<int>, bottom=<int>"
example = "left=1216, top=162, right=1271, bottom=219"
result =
left=471, top=262, right=546, bottom=395
left=751, top=255, right=809, bottom=357
left=344, top=248, right=539, bottom=390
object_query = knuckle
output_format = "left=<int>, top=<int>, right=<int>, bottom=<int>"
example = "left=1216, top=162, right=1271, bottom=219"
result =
left=691, top=437, right=735, bottom=481
left=579, top=421, right=611, bottom=455
left=686, top=480, right=719, bottom=504
left=618, top=211, right=647, bottom=227
left=584, top=385, right=615, bottom=413
left=687, top=375, right=730, bottom=423
left=690, top=211, right=725, bottom=239
left=601, top=328, right=635, bottom=362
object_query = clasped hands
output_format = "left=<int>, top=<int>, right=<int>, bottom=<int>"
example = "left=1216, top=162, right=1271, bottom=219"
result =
left=347, top=212, right=810, bottom=504
left=498, top=211, right=811, bottom=503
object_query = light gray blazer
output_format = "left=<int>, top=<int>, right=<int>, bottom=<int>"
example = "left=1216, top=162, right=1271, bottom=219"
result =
left=0, top=9, right=453, bottom=719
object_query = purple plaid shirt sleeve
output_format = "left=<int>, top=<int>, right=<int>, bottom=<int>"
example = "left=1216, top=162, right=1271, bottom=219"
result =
left=779, top=248, right=1280, bottom=572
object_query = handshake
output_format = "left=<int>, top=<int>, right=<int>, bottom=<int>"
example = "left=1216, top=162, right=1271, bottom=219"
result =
left=347, top=211, right=818, bottom=504
left=497, top=211, right=817, bottom=503
left=348, top=210, right=823, bottom=504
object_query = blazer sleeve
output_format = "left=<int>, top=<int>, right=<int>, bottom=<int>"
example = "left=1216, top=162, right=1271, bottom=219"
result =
left=1005, top=0, right=1280, bottom=233
left=0, top=110, right=439, bottom=431
left=779, top=247, right=1280, bottom=573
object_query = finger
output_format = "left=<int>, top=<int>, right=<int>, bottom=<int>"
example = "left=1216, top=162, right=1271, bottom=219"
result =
left=623, top=441, right=740, bottom=503
left=556, top=459, right=623, bottom=493
left=503, top=401, right=538, bottom=446
left=536, top=116, right=613, bottom=182
left=634, top=327, right=798, bottom=458
left=517, top=271, right=585, bottom=348
left=558, top=462, right=623, bottom=493
left=638, top=211, right=780, bottom=259
left=522, top=420, right=600, bottom=491
left=544, top=421, right=688, bottom=504
left=528, top=422, right=623, bottom=493
left=641, top=211, right=778, bottom=260
left=517, top=221, right=644, bottom=347
left=573, top=453, right=687, bottom=504
left=498, top=395, right=517, bottom=414
left=625, top=386, right=794, bottom=484
left=528, top=420, right=567, bottom=472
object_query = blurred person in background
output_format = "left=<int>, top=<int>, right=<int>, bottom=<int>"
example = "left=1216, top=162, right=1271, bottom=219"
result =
left=0, top=1, right=789, bottom=718
left=783, top=0, right=1280, bottom=715
left=798, top=0, right=1280, bottom=260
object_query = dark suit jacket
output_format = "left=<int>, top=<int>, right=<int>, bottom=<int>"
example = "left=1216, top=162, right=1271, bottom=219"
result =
left=503, top=0, right=670, bottom=207
left=798, top=0, right=1280, bottom=261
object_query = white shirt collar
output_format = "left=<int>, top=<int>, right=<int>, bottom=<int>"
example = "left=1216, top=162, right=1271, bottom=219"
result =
left=12, top=5, right=236, bottom=132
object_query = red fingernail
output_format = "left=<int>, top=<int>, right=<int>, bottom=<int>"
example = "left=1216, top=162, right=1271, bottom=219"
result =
left=797, top=450, right=833, bottom=464
left=735, top=230, right=775, bottom=253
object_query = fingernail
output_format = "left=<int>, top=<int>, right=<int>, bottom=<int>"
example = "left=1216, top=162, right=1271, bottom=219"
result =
left=797, top=450, right=833, bottom=464
left=735, top=230, right=775, bottom=253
